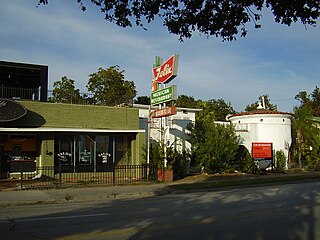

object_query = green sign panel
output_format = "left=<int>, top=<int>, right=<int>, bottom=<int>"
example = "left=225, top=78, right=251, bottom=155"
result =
left=151, top=85, right=177, bottom=105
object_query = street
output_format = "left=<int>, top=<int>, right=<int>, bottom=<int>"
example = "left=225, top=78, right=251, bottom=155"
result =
left=1, top=181, right=320, bottom=240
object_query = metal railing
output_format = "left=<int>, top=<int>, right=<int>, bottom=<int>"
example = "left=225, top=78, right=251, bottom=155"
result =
left=0, top=85, right=41, bottom=100
left=15, top=164, right=157, bottom=190
left=0, top=86, right=134, bottom=107
left=47, top=91, right=134, bottom=107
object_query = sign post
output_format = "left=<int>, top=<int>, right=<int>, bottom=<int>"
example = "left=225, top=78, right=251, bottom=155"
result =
left=249, top=142, right=279, bottom=173
left=149, top=54, right=179, bottom=170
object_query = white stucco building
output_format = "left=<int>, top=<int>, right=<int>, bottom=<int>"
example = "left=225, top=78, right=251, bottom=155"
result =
left=133, top=104, right=201, bottom=153
left=227, top=110, right=293, bottom=169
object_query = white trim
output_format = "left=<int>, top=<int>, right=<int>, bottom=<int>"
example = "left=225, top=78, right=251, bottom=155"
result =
left=132, top=103, right=202, bottom=112
left=0, top=127, right=145, bottom=133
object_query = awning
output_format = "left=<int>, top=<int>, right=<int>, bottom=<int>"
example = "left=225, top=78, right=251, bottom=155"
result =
left=0, top=127, right=145, bottom=134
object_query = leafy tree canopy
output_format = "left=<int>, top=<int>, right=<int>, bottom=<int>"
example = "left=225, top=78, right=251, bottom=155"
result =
left=176, top=95, right=235, bottom=121
left=87, top=66, right=136, bottom=106
left=51, top=76, right=82, bottom=103
left=38, top=0, right=320, bottom=41
left=291, top=86, right=320, bottom=167
left=188, top=110, right=241, bottom=173
left=176, top=95, right=201, bottom=108
left=291, top=105, right=316, bottom=167
left=197, top=98, right=235, bottom=121
left=134, top=95, right=150, bottom=105
left=295, top=86, right=320, bottom=116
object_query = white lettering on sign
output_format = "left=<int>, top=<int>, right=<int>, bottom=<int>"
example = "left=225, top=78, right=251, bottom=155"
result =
left=152, top=55, right=178, bottom=84
left=154, top=64, right=173, bottom=82
left=253, top=143, right=271, bottom=147
left=0, top=100, right=7, bottom=108
left=152, top=106, right=177, bottom=118
left=150, top=94, right=173, bottom=105
left=152, top=88, right=170, bottom=98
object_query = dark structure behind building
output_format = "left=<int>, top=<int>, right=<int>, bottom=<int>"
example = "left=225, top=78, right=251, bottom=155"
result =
left=0, top=61, right=48, bottom=102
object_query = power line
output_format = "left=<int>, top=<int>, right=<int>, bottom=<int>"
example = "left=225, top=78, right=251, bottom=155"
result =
left=270, top=98, right=297, bottom=102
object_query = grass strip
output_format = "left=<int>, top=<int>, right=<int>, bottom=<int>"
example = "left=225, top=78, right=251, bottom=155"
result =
left=169, top=174, right=320, bottom=191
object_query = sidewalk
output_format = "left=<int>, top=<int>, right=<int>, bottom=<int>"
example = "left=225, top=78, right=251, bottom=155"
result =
left=0, top=183, right=174, bottom=206
left=0, top=171, right=319, bottom=207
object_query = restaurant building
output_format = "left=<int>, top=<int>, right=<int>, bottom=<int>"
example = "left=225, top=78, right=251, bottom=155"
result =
left=0, top=61, right=145, bottom=179
left=0, top=100, right=145, bottom=179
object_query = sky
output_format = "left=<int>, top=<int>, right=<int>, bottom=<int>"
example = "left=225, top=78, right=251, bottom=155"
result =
left=1, top=0, right=319, bottom=113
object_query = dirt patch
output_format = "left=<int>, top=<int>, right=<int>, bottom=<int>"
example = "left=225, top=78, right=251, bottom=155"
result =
left=176, top=171, right=320, bottom=184
left=176, top=173, right=255, bottom=183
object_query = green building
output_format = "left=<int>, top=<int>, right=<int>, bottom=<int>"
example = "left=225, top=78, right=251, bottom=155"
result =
left=0, top=100, right=145, bottom=178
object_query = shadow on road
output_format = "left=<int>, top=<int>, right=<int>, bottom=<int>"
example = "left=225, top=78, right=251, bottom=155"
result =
left=1, top=178, right=320, bottom=240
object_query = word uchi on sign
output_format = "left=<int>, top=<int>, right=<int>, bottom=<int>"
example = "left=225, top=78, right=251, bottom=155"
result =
left=152, top=54, right=179, bottom=84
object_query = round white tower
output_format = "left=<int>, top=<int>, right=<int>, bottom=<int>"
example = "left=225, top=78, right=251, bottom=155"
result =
left=227, top=110, right=293, bottom=169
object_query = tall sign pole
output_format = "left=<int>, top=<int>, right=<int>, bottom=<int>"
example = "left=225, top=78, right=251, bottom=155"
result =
left=150, top=54, right=179, bottom=169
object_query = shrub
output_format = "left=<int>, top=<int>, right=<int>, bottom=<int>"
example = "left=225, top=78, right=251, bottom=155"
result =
left=275, top=150, right=286, bottom=171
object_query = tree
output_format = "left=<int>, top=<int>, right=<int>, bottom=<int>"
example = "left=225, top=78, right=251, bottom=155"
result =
left=38, top=1, right=320, bottom=41
left=245, top=94, right=277, bottom=111
left=188, top=111, right=241, bottom=173
left=295, top=86, right=320, bottom=116
left=176, top=95, right=201, bottom=108
left=208, top=98, right=235, bottom=121
left=291, top=105, right=315, bottom=168
left=50, top=76, right=82, bottom=104
left=292, top=86, right=320, bottom=168
left=309, top=127, right=320, bottom=168
left=197, top=98, right=235, bottom=121
left=311, top=86, right=320, bottom=116
left=87, top=66, right=136, bottom=106
left=134, top=96, right=150, bottom=105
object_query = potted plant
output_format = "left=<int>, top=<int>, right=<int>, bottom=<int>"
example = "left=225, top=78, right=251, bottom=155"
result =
left=149, top=140, right=174, bottom=182
left=157, top=165, right=173, bottom=182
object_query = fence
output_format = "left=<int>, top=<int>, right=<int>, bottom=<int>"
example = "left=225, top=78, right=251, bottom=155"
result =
left=47, top=91, right=134, bottom=107
left=0, top=85, right=41, bottom=100
left=15, top=164, right=157, bottom=190
left=0, top=86, right=134, bottom=107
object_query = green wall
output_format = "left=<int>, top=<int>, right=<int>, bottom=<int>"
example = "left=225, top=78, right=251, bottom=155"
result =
left=7, top=101, right=145, bottom=165
left=13, top=101, right=139, bottom=130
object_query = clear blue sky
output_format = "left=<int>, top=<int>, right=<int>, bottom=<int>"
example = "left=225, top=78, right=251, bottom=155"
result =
left=1, top=0, right=319, bottom=112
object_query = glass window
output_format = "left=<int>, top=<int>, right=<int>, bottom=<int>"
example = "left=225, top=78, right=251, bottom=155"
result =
left=55, top=134, right=134, bottom=170
left=115, top=135, right=132, bottom=165
left=55, top=135, right=73, bottom=165
left=77, top=135, right=94, bottom=165
left=4, top=136, right=36, bottom=161
left=96, top=135, right=114, bottom=171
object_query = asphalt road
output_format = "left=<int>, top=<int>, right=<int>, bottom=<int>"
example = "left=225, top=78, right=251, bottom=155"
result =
left=1, top=181, right=320, bottom=240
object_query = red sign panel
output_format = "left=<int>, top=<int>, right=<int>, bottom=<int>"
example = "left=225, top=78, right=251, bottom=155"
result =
left=152, top=55, right=179, bottom=84
left=152, top=106, right=177, bottom=118
left=252, top=142, right=273, bottom=159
